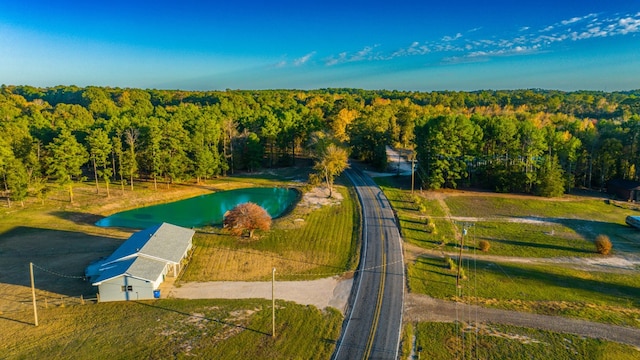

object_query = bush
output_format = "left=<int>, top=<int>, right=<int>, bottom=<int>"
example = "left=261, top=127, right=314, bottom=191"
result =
left=424, top=217, right=437, bottom=234
left=444, top=256, right=465, bottom=279
left=478, top=240, right=490, bottom=252
left=594, top=234, right=612, bottom=255
left=223, top=202, right=272, bottom=238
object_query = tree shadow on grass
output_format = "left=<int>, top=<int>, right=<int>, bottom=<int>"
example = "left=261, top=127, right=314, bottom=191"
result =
left=49, top=211, right=103, bottom=226
left=0, top=226, right=122, bottom=297
left=475, top=260, right=640, bottom=307
left=490, top=238, right=593, bottom=254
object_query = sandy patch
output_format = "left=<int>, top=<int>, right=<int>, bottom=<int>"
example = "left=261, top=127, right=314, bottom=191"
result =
left=167, top=276, right=352, bottom=314
left=299, top=187, right=343, bottom=208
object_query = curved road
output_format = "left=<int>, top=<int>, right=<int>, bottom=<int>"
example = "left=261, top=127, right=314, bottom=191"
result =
left=333, top=167, right=405, bottom=360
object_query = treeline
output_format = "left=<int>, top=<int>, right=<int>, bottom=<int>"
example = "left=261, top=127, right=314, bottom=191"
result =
left=0, top=85, right=639, bottom=205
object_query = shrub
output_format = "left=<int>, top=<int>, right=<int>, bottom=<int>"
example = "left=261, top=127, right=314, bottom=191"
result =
left=424, top=217, right=437, bottom=234
left=445, top=256, right=456, bottom=270
left=223, top=202, right=272, bottom=238
left=478, top=240, right=490, bottom=252
left=594, top=234, right=612, bottom=255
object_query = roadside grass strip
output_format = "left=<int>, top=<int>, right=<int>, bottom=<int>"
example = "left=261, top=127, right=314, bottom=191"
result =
left=408, top=256, right=640, bottom=328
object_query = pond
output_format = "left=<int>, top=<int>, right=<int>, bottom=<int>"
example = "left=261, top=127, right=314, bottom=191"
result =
left=95, top=187, right=299, bottom=229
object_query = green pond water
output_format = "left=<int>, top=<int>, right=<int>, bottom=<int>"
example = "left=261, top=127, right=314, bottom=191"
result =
left=95, top=187, right=299, bottom=229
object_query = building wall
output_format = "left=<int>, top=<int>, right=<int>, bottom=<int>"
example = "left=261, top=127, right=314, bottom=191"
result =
left=98, top=276, right=158, bottom=302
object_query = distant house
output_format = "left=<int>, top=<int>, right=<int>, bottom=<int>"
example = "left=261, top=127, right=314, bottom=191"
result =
left=607, top=179, right=640, bottom=202
left=85, top=222, right=195, bottom=302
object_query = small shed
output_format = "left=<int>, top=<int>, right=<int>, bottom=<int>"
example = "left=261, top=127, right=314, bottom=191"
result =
left=86, top=222, right=195, bottom=302
left=607, top=179, right=640, bottom=202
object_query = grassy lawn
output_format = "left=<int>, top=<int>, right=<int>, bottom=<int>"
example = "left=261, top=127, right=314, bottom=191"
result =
left=408, top=256, right=640, bottom=327
left=376, top=177, right=456, bottom=247
left=469, top=221, right=595, bottom=257
left=376, top=176, right=640, bottom=257
left=0, top=168, right=357, bottom=359
left=0, top=299, right=342, bottom=359
left=401, top=322, right=639, bottom=360
left=444, top=195, right=633, bottom=223
left=182, top=183, right=359, bottom=281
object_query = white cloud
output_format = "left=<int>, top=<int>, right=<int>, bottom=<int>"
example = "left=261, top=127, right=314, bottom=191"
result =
left=618, top=17, right=640, bottom=34
left=324, top=45, right=383, bottom=66
left=323, top=11, right=640, bottom=67
left=562, top=17, right=583, bottom=26
left=442, top=33, right=463, bottom=42
left=293, top=51, right=316, bottom=66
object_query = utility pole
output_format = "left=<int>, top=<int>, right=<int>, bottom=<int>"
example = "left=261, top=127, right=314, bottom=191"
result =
left=272, top=267, right=276, bottom=338
left=456, top=227, right=467, bottom=289
left=30, top=262, right=38, bottom=326
left=411, top=157, right=415, bottom=194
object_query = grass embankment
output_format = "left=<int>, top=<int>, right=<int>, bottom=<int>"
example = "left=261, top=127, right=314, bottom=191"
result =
left=400, top=322, right=639, bottom=360
left=408, top=257, right=640, bottom=327
left=1, top=299, right=342, bottom=359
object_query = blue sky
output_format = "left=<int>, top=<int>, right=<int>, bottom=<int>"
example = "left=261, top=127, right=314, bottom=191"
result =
left=1, top=0, right=639, bottom=91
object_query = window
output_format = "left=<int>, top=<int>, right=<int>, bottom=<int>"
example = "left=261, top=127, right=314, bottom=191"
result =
left=121, top=285, right=133, bottom=292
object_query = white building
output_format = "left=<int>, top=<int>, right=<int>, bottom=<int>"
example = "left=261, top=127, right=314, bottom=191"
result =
left=85, top=222, right=195, bottom=302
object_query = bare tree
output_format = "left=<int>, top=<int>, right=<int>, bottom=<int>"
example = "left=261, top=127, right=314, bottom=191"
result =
left=223, top=202, right=272, bottom=238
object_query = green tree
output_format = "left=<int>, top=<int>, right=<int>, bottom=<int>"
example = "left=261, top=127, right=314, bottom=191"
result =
left=535, top=155, right=565, bottom=197
left=416, top=115, right=480, bottom=189
left=6, top=158, right=29, bottom=207
left=124, top=128, right=139, bottom=190
left=45, top=130, right=88, bottom=202
left=159, top=118, right=190, bottom=186
left=87, top=128, right=113, bottom=196
left=243, top=132, right=264, bottom=172
left=313, top=144, right=349, bottom=198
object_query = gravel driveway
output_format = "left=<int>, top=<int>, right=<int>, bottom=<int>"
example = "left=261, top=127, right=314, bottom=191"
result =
left=167, top=276, right=353, bottom=314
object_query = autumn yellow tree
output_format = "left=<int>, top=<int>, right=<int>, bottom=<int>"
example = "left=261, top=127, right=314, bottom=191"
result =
left=314, top=143, right=349, bottom=198
left=331, top=108, right=358, bottom=142
left=223, top=202, right=272, bottom=238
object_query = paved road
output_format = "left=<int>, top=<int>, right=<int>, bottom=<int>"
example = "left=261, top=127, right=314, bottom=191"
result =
left=332, top=167, right=405, bottom=360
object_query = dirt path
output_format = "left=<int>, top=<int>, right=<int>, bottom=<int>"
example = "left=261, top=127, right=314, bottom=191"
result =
left=403, top=242, right=640, bottom=273
left=166, top=277, right=353, bottom=314
left=404, top=293, right=640, bottom=349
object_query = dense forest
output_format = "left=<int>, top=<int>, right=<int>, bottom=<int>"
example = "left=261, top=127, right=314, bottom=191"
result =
left=1, top=85, right=639, bottom=205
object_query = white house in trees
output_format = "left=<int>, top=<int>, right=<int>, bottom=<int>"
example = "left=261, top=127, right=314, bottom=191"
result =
left=85, top=222, right=195, bottom=302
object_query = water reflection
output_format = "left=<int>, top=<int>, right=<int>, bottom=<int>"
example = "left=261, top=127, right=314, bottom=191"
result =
left=95, top=187, right=299, bottom=229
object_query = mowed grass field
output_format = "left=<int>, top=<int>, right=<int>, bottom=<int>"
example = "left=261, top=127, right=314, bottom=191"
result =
left=0, top=299, right=342, bottom=360
left=376, top=176, right=640, bottom=257
left=181, top=183, right=359, bottom=281
left=0, top=167, right=356, bottom=358
left=407, top=256, right=640, bottom=327
left=400, top=322, right=639, bottom=360
left=377, top=175, right=640, bottom=331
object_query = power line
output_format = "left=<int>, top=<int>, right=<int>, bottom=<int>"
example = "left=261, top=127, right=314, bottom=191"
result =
left=31, top=263, right=85, bottom=279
